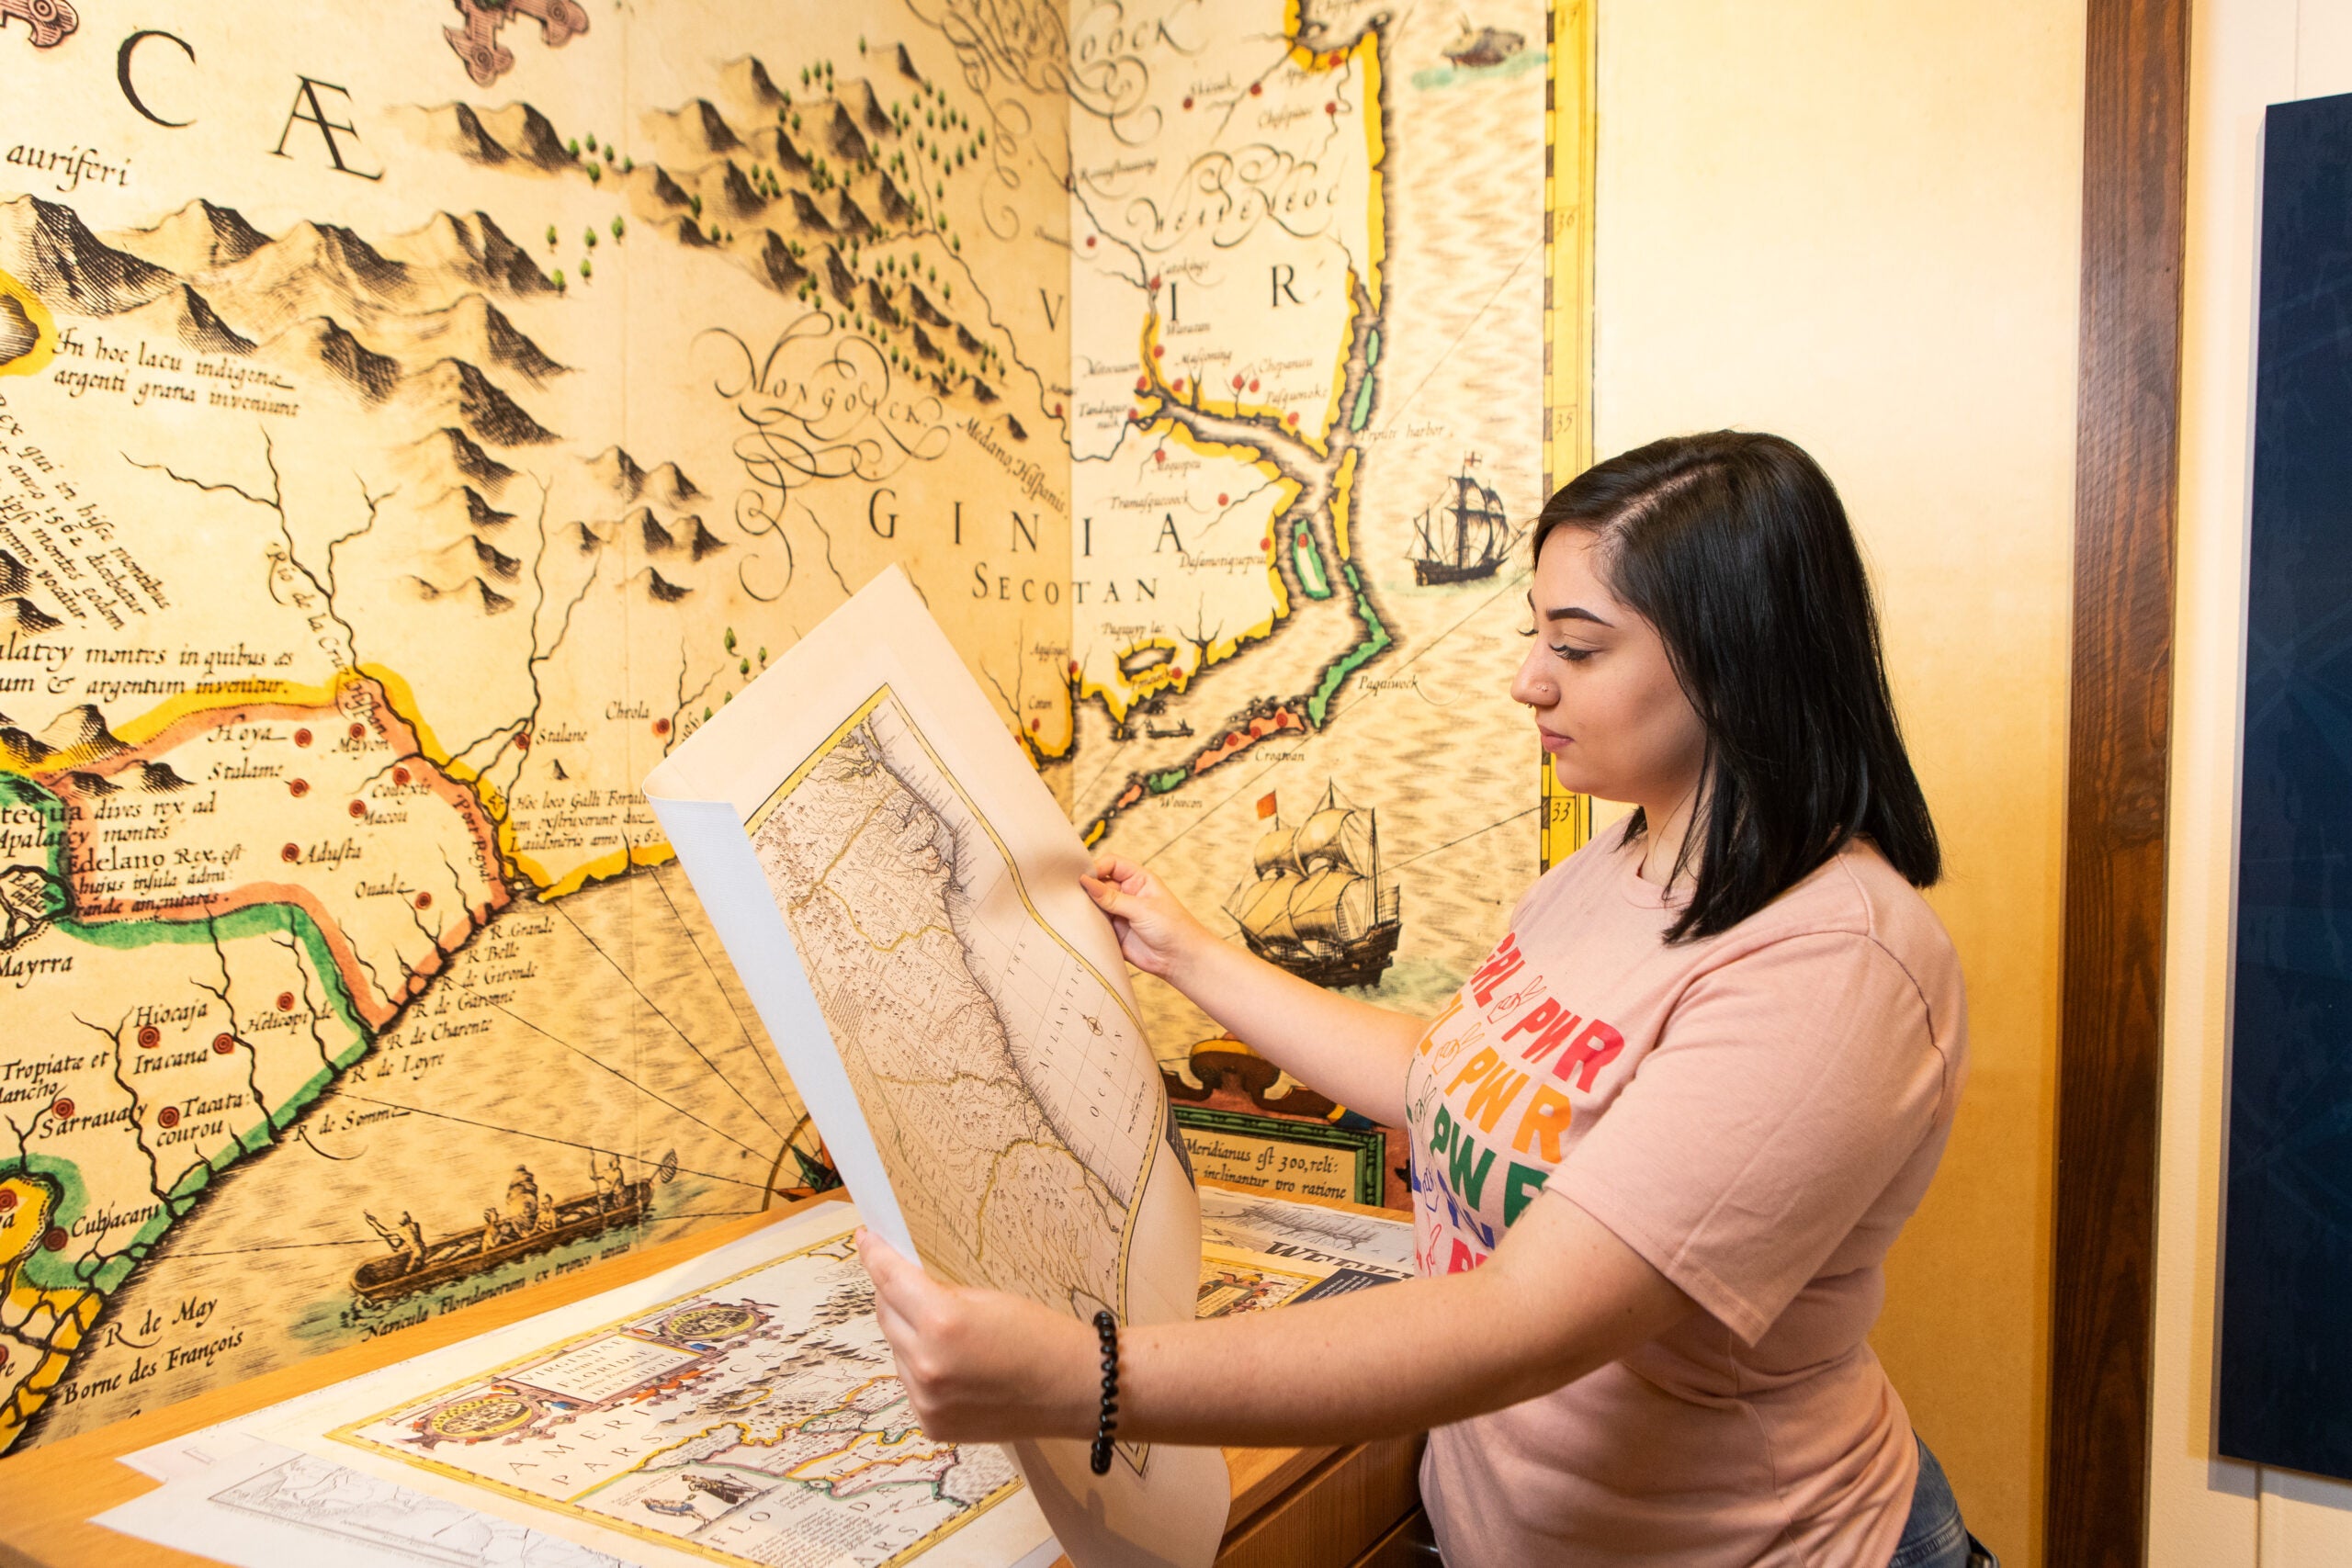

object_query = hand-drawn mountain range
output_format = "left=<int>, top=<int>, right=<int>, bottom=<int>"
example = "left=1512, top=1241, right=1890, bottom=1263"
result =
left=397, top=101, right=574, bottom=172
left=6, top=193, right=747, bottom=629
left=0, top=703, right=129, bottom=769
left=27, top=758, right=192, bottom=797
left=119, top=285, right=255, bottom=355
left=113, top=198, right=268, bottom=274
left=0, top=197, right=172, bottom=313
left=399, top=57, right=1025, bottom=421
left=0, top=196, right=571, bottom=452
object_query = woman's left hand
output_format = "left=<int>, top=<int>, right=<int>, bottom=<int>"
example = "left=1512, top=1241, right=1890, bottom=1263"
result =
left=859, top=1228, right=1100, bottom=1443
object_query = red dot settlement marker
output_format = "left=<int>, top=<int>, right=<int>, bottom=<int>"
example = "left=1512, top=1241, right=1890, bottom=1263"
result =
left=276, top=991, right=295, bottom=1012
left=212, top=1033, right=235, bottom=1055
left=41, top=1227, right=65, bottom=1252
left=393, top=766, right=411, bottom=785
left=1250, top=82, right=1262, bottom=96
left=1217, top=493, right=1230, bottom=505
left=136, top=1025, right=160, bottom=1050
left=294, top=728, right=312, bottom=748
left=513, top=731, right=530, bottom=750
left=50, top=1099, right=72, bottom=1121
left=1151, top=344, right=1163, bottom=358
left=1249, top=378, right=1260, bottom=390
left=348, top=800, right=367, bottom=818
left=157, top=1107, right=179, bottom=1130
left=348, top=722, right=366, bottom=740
left=415, top=891, right=433, bottom=910
left=1182, top=96, right=1193, bottom=109
left=0, top=1190, right=17, bottom=1212
left=653, top=717, right=671, bottom=736
left=281, top=842, right=300, bottom=863
left=288, top=779, right=309, bottom=797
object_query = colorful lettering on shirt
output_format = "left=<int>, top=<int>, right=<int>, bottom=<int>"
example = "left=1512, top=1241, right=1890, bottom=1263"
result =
left=1467, top=933, right=1523, bottom=1005
left=1556, top=1018, right=1626, bottom=1091
left=1409, top=928, right=1629, bottom=1276
left=1501, top=996, right=1585, bottom=1064
left=1502, top=1160, right=1549, bottom=1225
left=1510, top=1083, right=1573, bottom=1163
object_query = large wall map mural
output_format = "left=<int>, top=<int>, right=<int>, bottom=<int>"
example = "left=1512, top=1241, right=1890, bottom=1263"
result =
left=0, top=0, right=1578, bottom=1450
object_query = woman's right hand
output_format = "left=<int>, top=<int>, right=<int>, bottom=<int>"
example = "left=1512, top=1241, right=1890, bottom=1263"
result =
left=1080, top=854, right=1213, bottom=982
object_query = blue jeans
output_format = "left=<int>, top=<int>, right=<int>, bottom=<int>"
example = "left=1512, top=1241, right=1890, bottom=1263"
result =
left=1890, top=1437, right=1997, bottom=1568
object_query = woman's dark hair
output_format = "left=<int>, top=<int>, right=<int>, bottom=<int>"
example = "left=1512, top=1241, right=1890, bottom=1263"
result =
left=1532, top=430, right=1939, bottom=942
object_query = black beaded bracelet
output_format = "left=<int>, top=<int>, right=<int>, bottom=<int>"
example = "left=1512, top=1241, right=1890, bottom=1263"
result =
left=1090, top=1308, right=1119, bottom=1474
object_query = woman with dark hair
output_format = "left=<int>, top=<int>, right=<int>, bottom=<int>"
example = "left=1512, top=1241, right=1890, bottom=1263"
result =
left=862, top=432, right=1988, bottom=1565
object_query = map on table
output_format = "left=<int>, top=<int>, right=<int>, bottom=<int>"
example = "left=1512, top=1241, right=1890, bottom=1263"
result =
left=333, top=1224, right=1023, bottom=1568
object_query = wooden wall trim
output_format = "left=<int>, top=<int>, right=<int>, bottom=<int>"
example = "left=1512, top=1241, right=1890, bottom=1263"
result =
left=2048, top=0, right=2190, bottom=1562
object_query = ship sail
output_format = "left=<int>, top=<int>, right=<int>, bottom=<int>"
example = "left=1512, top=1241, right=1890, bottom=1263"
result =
left=1252, top=825, right=1302, bottom=877
left=1230, top=872, right=1301, bottom=946
left=1295, top=807, right=1360, bottom=871
left=1290, top=865, right=1383, bottom=944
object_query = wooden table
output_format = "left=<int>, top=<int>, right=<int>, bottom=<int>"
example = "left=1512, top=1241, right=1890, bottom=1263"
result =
left=0, top=1192, right=1427, bottom=1568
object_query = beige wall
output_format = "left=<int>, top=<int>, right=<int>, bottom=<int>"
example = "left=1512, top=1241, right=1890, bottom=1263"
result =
left=1592, top=5, right=2086, bottom=1560
left=2150, top=2, right=2352, bottom=1562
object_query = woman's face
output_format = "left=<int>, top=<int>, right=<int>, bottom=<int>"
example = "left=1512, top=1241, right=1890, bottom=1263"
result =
left=1510, top=527, right=1709, bottom=812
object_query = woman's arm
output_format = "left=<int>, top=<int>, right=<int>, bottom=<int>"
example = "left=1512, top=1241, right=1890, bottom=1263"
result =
left=1084, top=855, right=1426, bottom=1125
left=861, top=1190, right=1694, bottom=1448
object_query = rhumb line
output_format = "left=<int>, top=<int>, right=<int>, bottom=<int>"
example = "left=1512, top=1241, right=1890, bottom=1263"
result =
left=336, top=1093, right=771, bottom=1191
left=435, top=977, right=771, bottom=1163
left=644, top=863, right=799, bottom=1111
left=546, top=896, right=787, bottom=1139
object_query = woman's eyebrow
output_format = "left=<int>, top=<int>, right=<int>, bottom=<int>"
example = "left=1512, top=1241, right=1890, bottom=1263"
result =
left=1544, top=604, right=1612, bottom=626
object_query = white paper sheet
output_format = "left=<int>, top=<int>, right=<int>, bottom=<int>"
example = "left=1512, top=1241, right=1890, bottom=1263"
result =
left=156, top=1201, right=1065, bottom=1568
left=101, top=1433, right=637, bottom=1568
left=641, top=567, right=1226, bottom=1568
left=1196, top=1186, right=1417, bottom=1278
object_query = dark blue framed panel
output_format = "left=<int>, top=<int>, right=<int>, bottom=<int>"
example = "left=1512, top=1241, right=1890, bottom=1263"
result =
left=2222, top=88, right=2352, bottom=1481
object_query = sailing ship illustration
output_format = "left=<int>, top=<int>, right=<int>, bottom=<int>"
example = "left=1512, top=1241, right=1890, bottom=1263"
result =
left=1409, top=456, right=1512, bottom=585
left=1227, top=785, right=1402, bottom=989
left=1442, top=22, right=1527, bottom=70
left=353, top=1158, right=651, bottom=1306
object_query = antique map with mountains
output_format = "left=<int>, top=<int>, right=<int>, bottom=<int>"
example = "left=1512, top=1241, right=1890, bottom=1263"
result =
left=0, top=0, right=1563, bottom=1452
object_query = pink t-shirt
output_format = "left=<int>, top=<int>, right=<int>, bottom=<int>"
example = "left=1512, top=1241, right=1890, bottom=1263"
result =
left=1406, top=829, right=1965, bottom=1567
